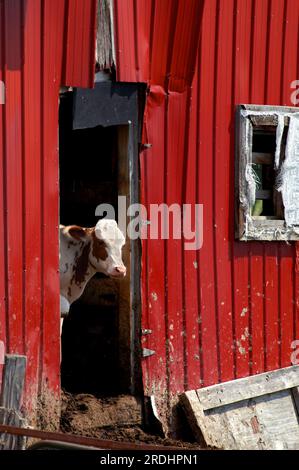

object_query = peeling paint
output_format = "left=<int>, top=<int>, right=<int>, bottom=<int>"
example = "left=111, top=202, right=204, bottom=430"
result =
left=0, top=341, right=4, bottom=365
left=241, top=307, right=248, bottom=317
left=250, top=416, right=260, bottom=434
left=0, top=80, right=5, bottom=104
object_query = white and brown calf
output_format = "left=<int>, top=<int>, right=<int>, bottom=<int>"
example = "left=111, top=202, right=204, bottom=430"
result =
left=60, top=219, right=126, bottom=328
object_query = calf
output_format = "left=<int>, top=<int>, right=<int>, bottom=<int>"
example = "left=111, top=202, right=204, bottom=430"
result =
left=60, top=219, right=126, bottom=321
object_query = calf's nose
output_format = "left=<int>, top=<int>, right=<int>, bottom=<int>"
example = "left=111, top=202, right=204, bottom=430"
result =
left=114, top=265, right=126, bottom=277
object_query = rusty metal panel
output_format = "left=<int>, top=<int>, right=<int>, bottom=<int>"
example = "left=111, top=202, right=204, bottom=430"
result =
left=114, top=0, right=299, bottom=430
left=0, top=0, right=97, bottom=427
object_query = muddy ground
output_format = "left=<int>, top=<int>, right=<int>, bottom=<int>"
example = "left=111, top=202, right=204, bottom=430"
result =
left=60, top=392, right=205, bottom=449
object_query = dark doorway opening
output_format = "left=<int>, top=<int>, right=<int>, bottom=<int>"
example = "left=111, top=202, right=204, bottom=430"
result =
left=59, top=82, right=145, bottom=396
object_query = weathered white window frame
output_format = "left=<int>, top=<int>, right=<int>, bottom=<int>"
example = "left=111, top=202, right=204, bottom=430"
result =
left=236, top=104, right=299, bottom=241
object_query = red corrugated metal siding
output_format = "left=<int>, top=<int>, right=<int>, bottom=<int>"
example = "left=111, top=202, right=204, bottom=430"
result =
left=0, top=0, right=96, bottom=425
left=114, top=0, right=299, bottom=425
left=62, top=0, right=97, bottom=88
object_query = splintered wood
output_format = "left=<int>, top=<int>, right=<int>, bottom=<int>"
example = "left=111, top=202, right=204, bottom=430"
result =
left=180, top=365, right=299, bottom=450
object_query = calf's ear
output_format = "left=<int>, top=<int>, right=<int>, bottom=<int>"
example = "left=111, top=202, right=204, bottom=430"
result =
left=67, top=225, right=87, bottom=240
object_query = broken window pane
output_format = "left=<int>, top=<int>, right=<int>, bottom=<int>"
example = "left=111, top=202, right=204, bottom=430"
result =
left=236, top=105, right=299, bottom=240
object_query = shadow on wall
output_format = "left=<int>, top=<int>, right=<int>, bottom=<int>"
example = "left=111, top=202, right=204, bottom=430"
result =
left=61, top=275, right=121, bottom=395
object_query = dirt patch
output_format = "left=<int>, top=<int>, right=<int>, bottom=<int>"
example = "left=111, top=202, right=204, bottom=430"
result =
left=61, top=393, right=142, bottom=431
left=60, top=392, right=203, bottom=449
left=36, top=384, right=61, bottom=432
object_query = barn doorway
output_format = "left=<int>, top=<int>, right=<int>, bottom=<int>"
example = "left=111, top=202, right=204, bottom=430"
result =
left=59, top=81, right=145, bottom=397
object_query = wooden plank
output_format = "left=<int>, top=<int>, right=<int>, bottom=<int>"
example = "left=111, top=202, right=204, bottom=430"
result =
left=242, top=104, right=296, bottom=133
left=251, top=216, right=282, bottom=220
left=235, top=109, right=252, bottom=239
left=0, top=355, right=26, bottom=410
left=234, top=106, right=242, bottom=236
left=96, top=0, right=115, bottom=69
left=252, top=391, right=299, bottom=450
left=196, top=365, right=299, bottom=410
left=252, top=152, right=273, bottom=164
left=291, top=387, right=299, bottom=415
left=273, top=188, right=284, bottom=220
left=181, top=391, right=246, bottom=449
left=251, top=218, right=284, bottom=224
left=249, top=114, right=278, bottom=127
left=179, top=390, right=226, bottom=449
left=0, top=408, right=26, bottom=450
left=243, top=103, right=298, bottom=114
left=240, top=219, right=299, bottom=241
left=207, top=390, right=299, bottom=450
left=181, top=371, right=299, bottom=449
left=0, top=355, right=26, bottom=450
left=117, top=125, right=131, bottom=392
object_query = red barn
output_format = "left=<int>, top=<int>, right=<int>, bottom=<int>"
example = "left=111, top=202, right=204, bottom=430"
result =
left=0, top=0, right=299, bottom=437
left=0, top=0, right=96, bottom=427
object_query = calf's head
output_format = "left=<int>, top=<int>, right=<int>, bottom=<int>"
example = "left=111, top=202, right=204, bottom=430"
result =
left=67, top=219, right=126, bottom=279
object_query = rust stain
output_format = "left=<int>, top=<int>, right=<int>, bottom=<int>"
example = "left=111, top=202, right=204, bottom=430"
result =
left=250, top=416, right=260, bottom=434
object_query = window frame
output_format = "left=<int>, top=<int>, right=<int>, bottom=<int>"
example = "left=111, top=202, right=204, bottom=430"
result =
left=235, top=104, right=299, bottom=241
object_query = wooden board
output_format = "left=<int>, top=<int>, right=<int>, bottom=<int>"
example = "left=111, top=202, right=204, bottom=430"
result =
left=197, top=365, right=299, bottom=410
left=180, top=366, right=299, bottom=450
left=0, top=354, right=26, bottom=410
left=117, top=125, right=132, bottom=392
left=96, top=0, right=115, bottom=70
left=0, top=354, right=27, bottom=450
left=0, top=408, right=26, bottom=450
